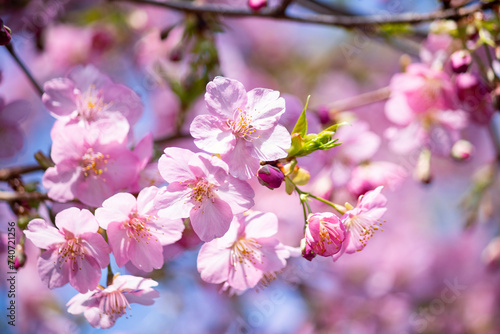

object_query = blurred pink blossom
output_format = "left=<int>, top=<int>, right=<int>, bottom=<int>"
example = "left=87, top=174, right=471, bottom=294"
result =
left=42, top=64, right=143, bottom=129
left=0, top=98, right=30, bottom=159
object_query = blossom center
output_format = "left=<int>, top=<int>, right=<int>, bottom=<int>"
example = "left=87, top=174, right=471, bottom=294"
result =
left=226, top=109, right=260, bottom=141
left=344, top=215, right=377, bottom=251
left=188, top=179, right=215, bottom=203
left=230, top=237, right=263, bottom=267
left=80, top=148, right=109, bottom=178
left=76, top=85, right=110, bottom=122
left=125, top=212, right=155, bottom=243
left=96, top=288, right=131, bottom=325
left=58, top=237, right=85, bottom=270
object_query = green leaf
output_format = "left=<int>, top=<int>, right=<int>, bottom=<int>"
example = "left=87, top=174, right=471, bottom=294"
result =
left=322, top=121, right=348, bottom=134
left=291, top=95, right=310, bottom=137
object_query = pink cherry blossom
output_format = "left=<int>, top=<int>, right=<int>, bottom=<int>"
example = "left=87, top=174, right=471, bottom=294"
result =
left=42, top=64, right=143, bottom=128
left=42, top=123, right=141, bottom=207
left=385, top=63, right=468, bottom=155
left=95, top=186, right=184, bottom=272
left=156, top=147, right=254, bottom=242
left=190, top=76, right=291, bottom=179
left=302, top=212, right=346, bottom=261
left=0, top=98, right=30, bottom=159
left=23, top=207, right=110, bottom=293
left=333, top=186, right=387, bottom=261
left=197, top=212, right=289, bottom=293
left=67, top=274, right=159, bottom=329
left=347, top=161, right=407, bottom=198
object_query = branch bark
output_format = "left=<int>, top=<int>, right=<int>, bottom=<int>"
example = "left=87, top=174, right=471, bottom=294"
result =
left=112, top=0, right=498, bottom=29
left=0, top=190, right=48, bottom=202
left=0, top=164, right=44, bottom=181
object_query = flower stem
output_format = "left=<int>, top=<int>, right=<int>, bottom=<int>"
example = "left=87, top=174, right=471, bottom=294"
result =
left=307, top=193, right=346, bottom=214
left=107, top=264, right=114, bottom=286
left=4, top=43, right=43, bottom=96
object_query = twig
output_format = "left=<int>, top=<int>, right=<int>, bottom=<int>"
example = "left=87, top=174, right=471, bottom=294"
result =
left=4, top=43, right=43, bottom=96
left=326, top=86, right=391, bottom=114
left=111, top=0, right=497, bottom=29
left=0, top=190, right=48, bottom=202
left=275, top=0, right=294, bottom=17
left=0, top=165, right=44, bottom=181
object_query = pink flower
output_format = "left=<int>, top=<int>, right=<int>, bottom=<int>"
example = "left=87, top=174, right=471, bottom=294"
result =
left=43, top=123, right=141, bottom=207
left=23, top=207, right=110, bottom=293
left=190, top=76, right=291, bottom=179
left=197, top=211, right=289, bottom=292
left=95, top=186, right=184, bottom=272
left=347, top=161, right=407, bottom=198
left=0, top=98, right=30, bottom=159
left=386, top=63, right=457, bottom=122
left=302, top=212, right=346, bottom=261
left=42, top=64, right=143, bottom=127
left=385, top=63, right=468, bottom=155
left=333, top=186, right=387, bottom=261
left=67, top=274, right=159, bottom=329
left=156, top=147, right=254, bottom=242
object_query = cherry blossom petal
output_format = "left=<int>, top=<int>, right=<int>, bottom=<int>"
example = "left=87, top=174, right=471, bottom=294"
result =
left=205, top=76, right=248, bottom=118
left=190, top=197, right=233, bottom=242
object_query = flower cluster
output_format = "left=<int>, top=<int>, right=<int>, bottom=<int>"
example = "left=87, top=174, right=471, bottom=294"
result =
left=23, top=73, right=390, bottom=329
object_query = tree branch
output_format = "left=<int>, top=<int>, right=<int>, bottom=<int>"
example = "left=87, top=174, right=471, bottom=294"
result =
left=112, top=0, right=498, bottom=29
left=326, top=86, right=391, bottom=114
left=4, top=43, right=43, bottom=96
left=0, top=190, right=48, bottom=202
left=0, top=165, right=44, bottom=181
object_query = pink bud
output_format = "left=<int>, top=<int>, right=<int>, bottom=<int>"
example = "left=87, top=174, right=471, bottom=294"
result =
left=317, top=105, right=331, bottom=125
left=300, top=238, right=316, bottom=261
left=450, top=50, right=471, bottom=73
left=248, top=0, right=267, bottom=11
left=0, top=18, right=11, bottom=46
left=455, top=73, right=494, bottom=124
left=303, top=212, right=346, bottom=261
left=13, top=244, right=26, bottom=270
left=451, top=139, right=473, bottom=161
left=257, top=165, right=284, bottom=189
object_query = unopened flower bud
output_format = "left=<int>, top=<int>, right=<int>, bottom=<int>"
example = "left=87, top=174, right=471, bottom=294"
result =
left=257, top=165, right=284, bottom=189
left=455, top=73, right=493, bottom=124
left=14, top=244, right=26, bottom=270
left=300, top=237, right=316, bottom=261
left=0, top=18, right=11, bottom=46
left=450, top=50, right=471, bottom=73
left=451, top=139, right=473, bottom=161
left=248, top=0, right=267, bottom=11
left=317, top=105, right=330, bottom=125
left=302, top=212, right=346, bottom=261
left=414, top=148, right=432, bottom=184
left=482, top=236, right=500, bottom=270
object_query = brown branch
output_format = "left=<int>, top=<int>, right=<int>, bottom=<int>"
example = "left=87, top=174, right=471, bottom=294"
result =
left=111, top=0, right=498, bottom=29
left=0, top=164, right=44, bottom=181
left=275, top=0, right=294, bottom=17
left=4, top=43, right=43, bottom=96
left=326, top=86, right=391, bottom=114
left=0, top=190, right=48, bottom=202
